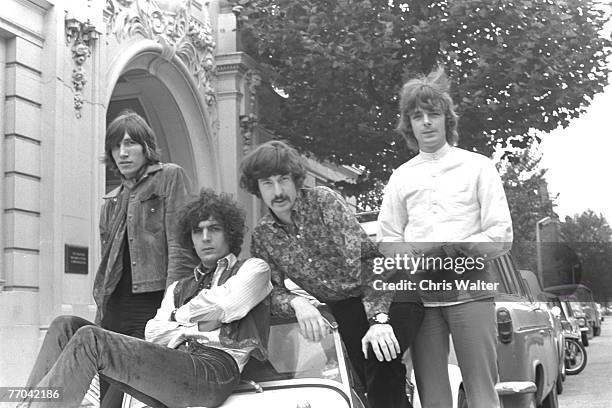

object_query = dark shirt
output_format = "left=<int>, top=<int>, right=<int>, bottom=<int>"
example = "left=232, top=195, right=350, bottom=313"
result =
left=101, top=234, right=164, bottom=338
left=251, top=186, right=392, bottom=320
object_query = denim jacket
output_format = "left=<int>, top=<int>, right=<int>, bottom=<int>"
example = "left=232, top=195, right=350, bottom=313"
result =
left=94, top=163, right=199, bottom=323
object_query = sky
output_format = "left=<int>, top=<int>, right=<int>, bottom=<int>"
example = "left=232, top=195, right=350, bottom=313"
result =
left=540, top=81, right=612, bottom=223
left=539, top=4, right=612, bottom=225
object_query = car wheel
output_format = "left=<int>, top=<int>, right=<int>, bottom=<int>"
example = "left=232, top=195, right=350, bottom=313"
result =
left=581, top=332, right=589, bottom=346
left=457, top=387, right=468, bottom=408
left=541, top=383, right=559, bottom=408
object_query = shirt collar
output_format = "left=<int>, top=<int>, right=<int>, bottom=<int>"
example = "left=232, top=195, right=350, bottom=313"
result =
left=121, top=162, right=162, bottom=187
left=418, top=143, right=451, bottom=161
left=193, top=253, right=237, bottom=281
left=103, top=164, right=163, bottom=198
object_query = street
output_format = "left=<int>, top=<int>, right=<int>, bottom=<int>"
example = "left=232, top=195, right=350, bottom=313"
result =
left=559, top=318, right=612, bottom=407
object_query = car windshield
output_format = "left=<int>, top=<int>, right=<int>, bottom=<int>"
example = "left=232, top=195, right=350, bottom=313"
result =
left=570, top=302, right=584, bottom=314
left=240, top=320, right=346, bottom=385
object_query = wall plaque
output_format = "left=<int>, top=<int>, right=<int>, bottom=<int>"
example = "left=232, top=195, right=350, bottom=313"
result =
left=65, top=245, right=89, bottom=275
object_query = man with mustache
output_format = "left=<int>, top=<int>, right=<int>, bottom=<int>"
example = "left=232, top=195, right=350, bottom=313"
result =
left=240, top=140, right=423, bottom=408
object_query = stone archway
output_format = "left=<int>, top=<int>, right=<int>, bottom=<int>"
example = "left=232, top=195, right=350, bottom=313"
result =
left=105, top=45, right=220, bottom=192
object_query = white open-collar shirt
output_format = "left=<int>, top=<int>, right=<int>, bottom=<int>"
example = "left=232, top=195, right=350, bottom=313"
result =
left=378, top=143, right=513, bottom=257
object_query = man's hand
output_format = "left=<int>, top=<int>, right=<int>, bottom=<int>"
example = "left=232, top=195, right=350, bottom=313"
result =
left=166, top=325, right=211, bottom=348
left=167, top=327, right=187, bottom=349
left=290, top=296, right=328, bottom=342
left=361, top=324, right=400, bottom=362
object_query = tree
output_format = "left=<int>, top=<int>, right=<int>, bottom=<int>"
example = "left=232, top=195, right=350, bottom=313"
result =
left=231, top=0, right=611, bottom=205
left=499, top=142, right=556, bottom=271
left=560, top=210, right=612, bottom=302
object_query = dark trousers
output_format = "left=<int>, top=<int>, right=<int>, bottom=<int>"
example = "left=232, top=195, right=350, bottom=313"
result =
left=99, top=288, right=164, bottom=407
left=23, top=316, right=240, bottom=408
left=328, top=298, right=424, bottom=408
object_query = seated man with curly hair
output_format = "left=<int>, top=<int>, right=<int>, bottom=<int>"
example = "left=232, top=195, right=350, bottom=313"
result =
left=19, top=189, right=272, bottom=408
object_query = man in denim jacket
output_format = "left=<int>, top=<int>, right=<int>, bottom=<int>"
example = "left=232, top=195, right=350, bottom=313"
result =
left=93, top=111, right=199, bottom=405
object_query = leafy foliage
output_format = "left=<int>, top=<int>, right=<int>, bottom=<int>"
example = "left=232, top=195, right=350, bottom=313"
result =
left=499, top=143, right=556, bottom=270
left=562, top=210, right=612, bottom=245
left=560, top=211, right=612, bottom=301
left=231, top=0, right=611, bottom=206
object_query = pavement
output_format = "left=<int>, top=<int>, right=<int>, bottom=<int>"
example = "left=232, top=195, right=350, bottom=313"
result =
left=558, top=318, right=612, bottom=407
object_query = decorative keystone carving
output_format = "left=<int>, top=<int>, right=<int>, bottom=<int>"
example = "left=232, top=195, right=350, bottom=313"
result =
left=106, top=0, right=216, bottom=105
left=65, top=16, right=98, bottom=118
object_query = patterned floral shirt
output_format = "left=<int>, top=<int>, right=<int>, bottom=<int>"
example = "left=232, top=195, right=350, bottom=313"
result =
left=251, top=186, right=393, bottom=319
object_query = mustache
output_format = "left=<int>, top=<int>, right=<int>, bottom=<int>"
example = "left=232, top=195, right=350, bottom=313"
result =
left=272, top=195, right=289, bottom=203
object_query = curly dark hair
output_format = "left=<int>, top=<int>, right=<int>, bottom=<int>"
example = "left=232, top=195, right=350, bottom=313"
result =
left=104, top=110, right=161, bottom=173
left=396, top=66, right=459, bottom=152
left=239, top=140, right=306, bottom=198
left=176, top=188, right=246, bottom=256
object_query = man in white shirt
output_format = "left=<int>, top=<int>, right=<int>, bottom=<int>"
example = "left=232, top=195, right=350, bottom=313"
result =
left=378, top=67, right=513, bottom=408
left=20, top=189, right=272, bottom=408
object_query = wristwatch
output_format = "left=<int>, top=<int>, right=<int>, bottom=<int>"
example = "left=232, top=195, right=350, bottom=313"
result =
left=369, top=312, right=390, bottom=325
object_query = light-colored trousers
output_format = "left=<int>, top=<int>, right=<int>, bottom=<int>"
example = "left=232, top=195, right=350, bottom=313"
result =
left=411, top=300, right=500, bottom=408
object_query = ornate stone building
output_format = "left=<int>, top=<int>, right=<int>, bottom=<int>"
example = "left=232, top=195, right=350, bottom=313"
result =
left=0, top=0, right=256, bottom=385
left=0, top=0, right=358, bottom=385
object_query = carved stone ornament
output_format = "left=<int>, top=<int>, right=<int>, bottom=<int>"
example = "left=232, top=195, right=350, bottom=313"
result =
left=241, top=70, right=261, bottom=152
left=105, top=0, right=217, bottom=105
left=239, top=113, right=258, bottom=154
left=65, top=16, right=98, bottom=118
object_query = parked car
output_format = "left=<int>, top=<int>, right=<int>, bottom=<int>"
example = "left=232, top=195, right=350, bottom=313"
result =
left=409, top=255, right=561, bottom=408
left=490, top=254, right=560, bottom=408
left=519, top=270, right=566, bottom=395
left=545, top=295, right=588, bottom=376
left=122, top=314, right=366, bottom=408
left=356, top=211, right=379, bottom=240
left=546, top=284, right=600, bottom=339
left=566, top=301, right=592, bottom=346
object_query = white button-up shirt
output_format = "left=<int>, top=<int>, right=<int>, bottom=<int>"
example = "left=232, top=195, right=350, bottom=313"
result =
left=145, top=253, right=271, bottom=370
left=378, top=143, right=513, bottom=258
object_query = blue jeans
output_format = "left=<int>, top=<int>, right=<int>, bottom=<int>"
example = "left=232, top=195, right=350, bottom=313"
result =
left=23, top=316, right=240, bottom=408
left=411, top=300, right=500, bottom=408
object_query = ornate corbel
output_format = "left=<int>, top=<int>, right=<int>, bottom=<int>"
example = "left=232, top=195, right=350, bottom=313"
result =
left=239, top=113, right=258, bottom=154
left=65, top=14, right=98, bottom=118
left=240, top=70, right=261, bottom=152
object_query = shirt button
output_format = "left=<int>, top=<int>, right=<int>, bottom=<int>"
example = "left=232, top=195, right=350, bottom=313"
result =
left=151, top=208, right=156, bottom=213
left=296, top=234, right=301, bottom=239
left=132, top=261, right=136, bottom=266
